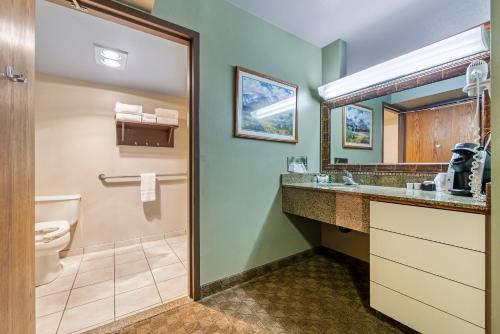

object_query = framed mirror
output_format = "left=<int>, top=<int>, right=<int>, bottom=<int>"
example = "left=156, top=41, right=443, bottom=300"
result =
left=321, top=52, right=491, bottom=173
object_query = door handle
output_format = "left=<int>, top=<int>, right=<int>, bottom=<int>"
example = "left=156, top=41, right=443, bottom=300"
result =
left=2, top=65, right=27, bottom=83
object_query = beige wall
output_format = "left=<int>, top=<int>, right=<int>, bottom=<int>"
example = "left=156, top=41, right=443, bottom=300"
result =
left=321, top=224, right=369, bottom=262
left=35, top=73, right=189, bottom=250
left=383, top=110, right=399, bottom=163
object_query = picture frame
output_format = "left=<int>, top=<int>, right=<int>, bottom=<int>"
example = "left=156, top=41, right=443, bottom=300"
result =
left=342, top=104, right=373, bottom=149
left=234, top=66, right=298, bottom=143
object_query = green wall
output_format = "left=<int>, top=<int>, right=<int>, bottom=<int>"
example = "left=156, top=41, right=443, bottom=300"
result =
left=151, top=0, right=322, bottom=284
left=390, top=75, right=466, bottom=104
left=491, top=0, right=499, bottom=331
left=322, top=39, right=346, bottom=84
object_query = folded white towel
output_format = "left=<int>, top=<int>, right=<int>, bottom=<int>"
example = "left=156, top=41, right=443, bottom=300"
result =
left=156, top=117, right=179, bottom=126
left=115, top=102, right=143, bottom=115
left=140, top=173, right=156, bottom=202
left=141, top=113, right=157, bottom=124
left=155, top=108, right=178, bottom=119
left=116, top=113, right=142, bottom=123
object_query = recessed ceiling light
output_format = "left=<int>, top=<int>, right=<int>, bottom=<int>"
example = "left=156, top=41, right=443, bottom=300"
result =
left=100, top=49, right=122, bottom=61
left=100, top=58, right=121, bottom=68
left=94, top=44, right=128, bottom=70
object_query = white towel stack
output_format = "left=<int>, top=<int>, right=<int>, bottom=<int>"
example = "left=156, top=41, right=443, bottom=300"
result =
left=141, top=113, right=157, bottom=124
left=140, top=173, right=156, bottom=202
left=155, top=108, right=179, bottom=126
left=115, top=102, right=143, bottom=123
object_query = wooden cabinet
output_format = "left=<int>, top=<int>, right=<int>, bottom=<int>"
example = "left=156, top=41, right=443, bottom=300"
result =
left=370, top=202, right=486, bottom=333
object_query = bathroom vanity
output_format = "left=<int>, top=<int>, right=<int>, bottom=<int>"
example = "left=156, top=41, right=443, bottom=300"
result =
left=289, top=43, right=493, bottom=333
left=281, top=176, right=489, bottom=333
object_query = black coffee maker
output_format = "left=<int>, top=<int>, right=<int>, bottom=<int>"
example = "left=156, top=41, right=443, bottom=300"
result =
left=445, top=143, right=491, bottom=196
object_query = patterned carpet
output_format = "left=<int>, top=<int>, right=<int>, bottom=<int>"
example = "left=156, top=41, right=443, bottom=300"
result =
left=116, top=254, right=416, bottom=333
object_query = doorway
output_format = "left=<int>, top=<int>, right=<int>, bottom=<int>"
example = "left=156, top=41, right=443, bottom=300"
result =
left=382, top=106, right=401, bottom=163
left=0, top=1, right=199, bottom=333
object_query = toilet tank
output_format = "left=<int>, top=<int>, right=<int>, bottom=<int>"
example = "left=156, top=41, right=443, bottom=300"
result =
left=35, top=194, right=81, bottom=225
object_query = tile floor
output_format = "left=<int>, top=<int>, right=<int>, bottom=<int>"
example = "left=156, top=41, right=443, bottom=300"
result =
left=116, top=254, right=416, bottom=334
left=36, top=235, right=188, bottom=334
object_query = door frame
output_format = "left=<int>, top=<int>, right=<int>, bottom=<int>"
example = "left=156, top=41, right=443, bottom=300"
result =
left=46, top=0, right=201, bottom=299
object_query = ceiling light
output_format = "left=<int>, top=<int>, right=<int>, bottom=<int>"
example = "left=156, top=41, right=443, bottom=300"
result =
left=94, top=44, right=128, bottom=70
left=100, top=49, right=122, bottom=60
left=100, top=58, right=121, bottom=68
left=318, top=25, right=489, bottom=101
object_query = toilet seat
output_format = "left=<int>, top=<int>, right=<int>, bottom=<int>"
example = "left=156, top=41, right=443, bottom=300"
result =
left=35, top=221, right=70, bottom=244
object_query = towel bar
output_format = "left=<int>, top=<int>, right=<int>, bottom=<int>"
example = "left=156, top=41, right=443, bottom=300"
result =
left=98, top=173, right=187, bottom=181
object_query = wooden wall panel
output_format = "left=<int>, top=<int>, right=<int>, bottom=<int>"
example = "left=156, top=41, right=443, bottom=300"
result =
left=405, top=101, right=475, bottom=163
left=0, top=0, right=36, bottom=333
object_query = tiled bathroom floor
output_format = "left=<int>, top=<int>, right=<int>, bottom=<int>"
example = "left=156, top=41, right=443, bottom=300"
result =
left=36, top=235, right=188, bottom=334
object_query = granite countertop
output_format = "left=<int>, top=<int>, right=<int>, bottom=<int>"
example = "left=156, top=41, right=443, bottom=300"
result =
left=282, top=182, right=490, bottom=214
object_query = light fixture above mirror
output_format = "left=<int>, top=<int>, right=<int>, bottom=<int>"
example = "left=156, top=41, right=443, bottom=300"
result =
left=318, top=25, right=489, bottom=101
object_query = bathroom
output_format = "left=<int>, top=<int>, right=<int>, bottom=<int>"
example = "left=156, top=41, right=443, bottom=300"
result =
left=34, top=1, right=191, bottom=332
left=1, top=0, right=499, bottom=334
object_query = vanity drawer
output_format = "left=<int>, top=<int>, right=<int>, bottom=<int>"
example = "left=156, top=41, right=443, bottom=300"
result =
left=370, top=282, right=484, bottom=334
left=370, top=228, right=485, bottom=289
left=370, top=255, right=485, bottom=327
left=370, top=202, right=485, bottom=252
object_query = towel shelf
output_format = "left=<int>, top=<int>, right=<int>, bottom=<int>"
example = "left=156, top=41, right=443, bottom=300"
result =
left=116, top=120, right=179, bottom=147
left=99, top=173, right=187, bottom=181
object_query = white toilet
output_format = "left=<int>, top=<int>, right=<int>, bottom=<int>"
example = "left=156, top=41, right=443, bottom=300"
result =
left=35, top=194, right=81, bottom=286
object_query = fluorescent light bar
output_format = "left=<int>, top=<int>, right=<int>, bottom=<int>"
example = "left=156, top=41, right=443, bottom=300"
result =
left=94, top=44, right=128, bottom=70
left=252, top=97, right=295, bottom=119
left=318, top=26, right=489, bottom=100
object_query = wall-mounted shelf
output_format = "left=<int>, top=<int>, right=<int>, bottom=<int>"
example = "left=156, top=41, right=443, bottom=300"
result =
left=116, top=120, right=179, bottom=147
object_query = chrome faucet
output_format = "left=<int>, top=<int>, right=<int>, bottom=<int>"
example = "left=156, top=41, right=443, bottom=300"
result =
left=342, top=170, right=358, bottom=186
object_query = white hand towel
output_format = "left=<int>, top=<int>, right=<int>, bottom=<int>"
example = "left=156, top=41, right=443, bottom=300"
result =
left=115, top=102, right=143, bottom=115
left=140, top=173, right=156, bottom=202
left=155, top=108, right=178, bottom=119
left=156, top=117, right=179, bottom=126
left=116, top=112, right=142, bottom=123
left=141, top=113, right=157, bottom=124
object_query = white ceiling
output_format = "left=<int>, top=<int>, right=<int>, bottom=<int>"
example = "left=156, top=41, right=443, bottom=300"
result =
left=36, top=0, right=188, bottom=97
left=226, top=0, right=490, bottom=74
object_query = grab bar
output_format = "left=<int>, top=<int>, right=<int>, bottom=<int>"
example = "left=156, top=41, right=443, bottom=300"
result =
left=98, top=173, right=187, bottom=181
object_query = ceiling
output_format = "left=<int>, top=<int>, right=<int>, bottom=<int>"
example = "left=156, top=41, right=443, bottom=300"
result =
left=226, top=0, right=490, bottom=74
left=36, top=0, right=188, bottom=97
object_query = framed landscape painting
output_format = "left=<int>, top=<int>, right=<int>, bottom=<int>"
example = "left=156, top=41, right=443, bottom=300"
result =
left=342, top=104, right=373, bottom=149
left=234, top=67, right=298, bottom=143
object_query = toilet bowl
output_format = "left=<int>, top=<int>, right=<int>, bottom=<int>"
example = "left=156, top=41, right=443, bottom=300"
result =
left=35, top=194, right=81, bottom=286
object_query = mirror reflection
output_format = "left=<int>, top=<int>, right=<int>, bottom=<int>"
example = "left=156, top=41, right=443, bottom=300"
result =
left=329, top=75, right=477, bottom=164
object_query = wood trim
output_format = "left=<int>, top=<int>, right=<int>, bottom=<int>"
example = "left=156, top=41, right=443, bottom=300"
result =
left=47, top=0, right=202, bottom=300
left=0, top=0, right=36, bottom=332
left=398, top=113, right=406, bottom=163
left=320, top=52, right=490, bottom=173
left=234, top=66, right=299, bottom=144
left=341, top=104, right=373, bottom=150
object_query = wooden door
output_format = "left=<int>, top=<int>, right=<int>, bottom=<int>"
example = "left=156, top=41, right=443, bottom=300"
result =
left=405, top=110, right=437, bottom=162
left=0, top=0, right=36, bottom=333
left=405, top=101, right=475, bottom=163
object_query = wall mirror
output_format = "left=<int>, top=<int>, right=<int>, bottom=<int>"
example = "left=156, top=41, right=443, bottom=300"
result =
left=321, top=53, right=491, bottom=173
